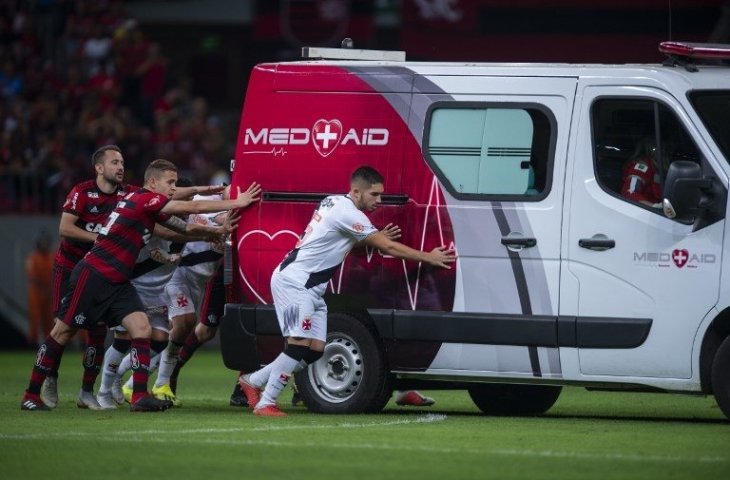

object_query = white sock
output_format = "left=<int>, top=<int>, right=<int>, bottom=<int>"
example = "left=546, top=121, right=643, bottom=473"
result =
left=258, top=353, right=300, bottom=408
left=118, top=353, right=132, bottom=378
left=292, top=359, right=308, bottom=373
left=249, top=363, right=274, bottom=387
left=149, top=352, right=161, bottom=375
left=154, top=341, right=181, bottom=388
left=98, top=347, right=126, bottom=394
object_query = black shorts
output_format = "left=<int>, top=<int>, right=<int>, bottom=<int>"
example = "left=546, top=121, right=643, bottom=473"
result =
left=200, top=266, right=224, bottom=327
left=57, top=262, right=145, bottom=330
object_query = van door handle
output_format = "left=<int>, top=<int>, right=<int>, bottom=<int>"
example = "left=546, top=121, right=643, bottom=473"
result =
left=501, top=237, right=537, bottom=248
left=579, top=238, right=615, bottom=251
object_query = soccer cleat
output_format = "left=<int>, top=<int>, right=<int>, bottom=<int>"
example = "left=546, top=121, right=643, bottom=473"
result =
left=21, top=394, right=50, bottom=411
left=395, top=390, right=436, bottom=407
left=291, top=383, right=303, bottom=407
left=229, top=382, right=249, bottom=408
left=130, top=394, right=173, bottom=412
left=40, top=376, right=58, bottom=409
left=253, top=404, right=287, bottom=417
left=77, top=389, right=103, bottom=410
left=152, top=384, right=181, bottom=407
left=111, top=376, right=124, bottom=404
left=96, top=390, right=118, bottom=410
left=238, top=374, right=262, bottom=410
left=122, top=384, right=133, bottom=404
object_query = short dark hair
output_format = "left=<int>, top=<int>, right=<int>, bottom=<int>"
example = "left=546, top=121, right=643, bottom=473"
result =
left=91, top=145, right=121, bottom=166
left=351, top=165, right=384, bottom=187
left=144, top=159, right=177, bottom=182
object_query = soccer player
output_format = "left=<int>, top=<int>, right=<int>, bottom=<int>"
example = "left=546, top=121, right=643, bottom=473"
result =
left=238, top=165, right=455, bottom=417
left=151, top=189, right=232, bottom=405
left=96, top=235, right=183, bottom=409
left=21, top=159, right=261, bottom=411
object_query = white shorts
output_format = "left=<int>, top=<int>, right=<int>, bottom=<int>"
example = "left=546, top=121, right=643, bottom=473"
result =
left=165, top=267, right=208, bottom=320
left=271, top=270, right=327, bottom=342
left=111, top=306, right=170, bottom=334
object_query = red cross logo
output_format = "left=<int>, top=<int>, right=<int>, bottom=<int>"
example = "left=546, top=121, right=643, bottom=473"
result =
left=177, top=294, right=188, bottom=307
left=302, top=318, right=312, bottom=331
left=672, top=249, right=689, bottom=268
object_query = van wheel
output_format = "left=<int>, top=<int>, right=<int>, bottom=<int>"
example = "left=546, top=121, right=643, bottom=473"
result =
left=468, top=383, right=562, bottom=416
left=294, top=313, right=392, bottom=414
left=711, top=335, right=730, bottom=420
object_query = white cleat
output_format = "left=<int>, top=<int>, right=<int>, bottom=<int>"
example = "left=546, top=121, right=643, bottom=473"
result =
left=111, top=376, right=124, bottom=405
left=40, top=377, right=59, bottom=409
left=76, top=389, right=103, bottom=410
left=96, top=390, right=118, bottom=410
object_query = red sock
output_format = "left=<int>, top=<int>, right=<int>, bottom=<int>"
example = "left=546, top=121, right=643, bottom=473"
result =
left=27, top=337, right=65, bottom=395
left=81, top=324, right=106, bottom=392
left=130, top=338, right=151, bottom=405
left=170, top=332, right=202, bottom=392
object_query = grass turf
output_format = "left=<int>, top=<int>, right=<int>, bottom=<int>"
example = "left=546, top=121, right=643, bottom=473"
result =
left=1, top=349, right=728, bottom=480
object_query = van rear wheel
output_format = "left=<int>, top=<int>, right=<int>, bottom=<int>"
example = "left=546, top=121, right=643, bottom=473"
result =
left=711, top=335, right=730, bottom=420
left=468, top=383, right=562, bottom=416
left=294, top=313, right=392, bottom=414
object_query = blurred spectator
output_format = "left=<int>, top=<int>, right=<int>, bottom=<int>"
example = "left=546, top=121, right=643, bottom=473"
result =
left=25, top=230, right=54, bottom=347
left=0, top=1, right=235, bottom=213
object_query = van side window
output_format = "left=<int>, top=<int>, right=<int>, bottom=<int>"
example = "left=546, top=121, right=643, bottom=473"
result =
left=424, top=104, right=553, bottom=199
left=592, top=98, right=703, bottom=211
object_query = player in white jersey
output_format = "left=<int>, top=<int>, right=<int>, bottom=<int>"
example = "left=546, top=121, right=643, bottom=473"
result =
left=238, top=166, right=456, bottom=417
left=95, top=235, right=182, bottom=408
left=151, top=189, right=238, bottom=405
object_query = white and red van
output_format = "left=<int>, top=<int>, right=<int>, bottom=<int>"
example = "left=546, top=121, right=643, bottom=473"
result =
left=220, top=42, right=730, bottom=418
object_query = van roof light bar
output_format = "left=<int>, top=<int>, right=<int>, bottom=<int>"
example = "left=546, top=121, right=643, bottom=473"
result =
left=659, top=41, right=730, bottom=72
left=301, top=46, right=406, bottom=62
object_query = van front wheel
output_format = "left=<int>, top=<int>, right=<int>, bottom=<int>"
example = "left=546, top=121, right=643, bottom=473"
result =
left=711, top=335, right=730, bottom=420
left=468, top=383, right=562, bottom=416
left=294, top=313, right=392, bottom=414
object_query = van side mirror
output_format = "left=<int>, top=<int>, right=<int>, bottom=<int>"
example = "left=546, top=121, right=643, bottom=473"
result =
left=662, top=161, right=713, bottom=225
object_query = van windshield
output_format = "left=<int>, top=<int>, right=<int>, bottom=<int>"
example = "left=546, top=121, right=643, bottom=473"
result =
left=689, top=90, right=730, bottom=164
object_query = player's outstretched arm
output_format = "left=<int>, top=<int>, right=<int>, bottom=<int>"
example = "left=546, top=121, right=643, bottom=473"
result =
left=161, top=182, right=262, bottom=216
left=363, top=231, right=455, bottom=269
left=172, top=184, right=226, bottom=200
left=354, top=222, right=401, bottom=248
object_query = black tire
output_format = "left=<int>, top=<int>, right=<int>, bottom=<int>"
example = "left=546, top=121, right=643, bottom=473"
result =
left=294, top=312, right=393, bottom=414
left=468, top=383, right=562, bottom=416
left=711, top=335, right=730, bottom=420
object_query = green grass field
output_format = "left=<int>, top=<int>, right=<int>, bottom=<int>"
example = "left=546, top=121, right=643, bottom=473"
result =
left=1, top=349, right=728, bottom=480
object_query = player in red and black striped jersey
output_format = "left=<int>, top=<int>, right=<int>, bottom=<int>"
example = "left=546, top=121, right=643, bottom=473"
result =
left=45, top=145, right=134, bottom=410
left=22, top=158, right=262, bottom=412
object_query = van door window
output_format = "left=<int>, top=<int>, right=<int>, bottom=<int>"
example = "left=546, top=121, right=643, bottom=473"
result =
left=423, top=103, right=554, bottom=200
left=592, top=98, right=703, bottom=212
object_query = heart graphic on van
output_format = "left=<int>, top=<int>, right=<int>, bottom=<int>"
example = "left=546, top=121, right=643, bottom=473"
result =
left=672, top=248, right=689, bottom=268
left=237, top=229, right=300, bottom=304
left=312, top=119, right=343, bottom=157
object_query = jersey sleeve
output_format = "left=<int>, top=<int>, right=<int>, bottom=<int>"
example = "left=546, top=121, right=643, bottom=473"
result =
left=335, top=207, right=377, bottom=241
left=141, top=192, right=171, bottom=222
left=62, top=184, right=86, bottom=216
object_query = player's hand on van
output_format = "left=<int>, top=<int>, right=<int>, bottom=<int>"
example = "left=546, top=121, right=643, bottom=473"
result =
left=234, top=182, right=262, bottom=208
left=381, top=223, right=402, bottom=241
left=427, top=246, right=456, bottom=269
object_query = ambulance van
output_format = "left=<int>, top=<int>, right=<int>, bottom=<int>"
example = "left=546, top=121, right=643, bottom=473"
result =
left=220, top=42, right=730, bottom=418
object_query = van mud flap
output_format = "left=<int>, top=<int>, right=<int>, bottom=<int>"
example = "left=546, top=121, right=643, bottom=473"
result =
left=219, top=304, right=282, bottom=372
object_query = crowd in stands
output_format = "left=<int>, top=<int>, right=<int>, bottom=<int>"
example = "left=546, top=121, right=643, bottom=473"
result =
left=0, top=0, right=232, bottom=213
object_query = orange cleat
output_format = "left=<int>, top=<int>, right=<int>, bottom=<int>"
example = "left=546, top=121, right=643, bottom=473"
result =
left=253, top=404, right=287, bottom=417
left=395, top=390, right=435, bottom=407
left=238, top=374, right=262, bottom=410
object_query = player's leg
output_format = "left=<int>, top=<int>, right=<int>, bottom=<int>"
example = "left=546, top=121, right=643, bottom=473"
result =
left=76, top=322, right=106, bottom=410
left=96, top=329, right=131, bottom=409
left=40, top=263, right=71, bottom=408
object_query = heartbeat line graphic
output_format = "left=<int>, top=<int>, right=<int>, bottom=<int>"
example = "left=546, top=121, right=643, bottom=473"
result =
left=237, top=176, right=453, bottom=309
left=242, top=148, right=288, bottom=156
